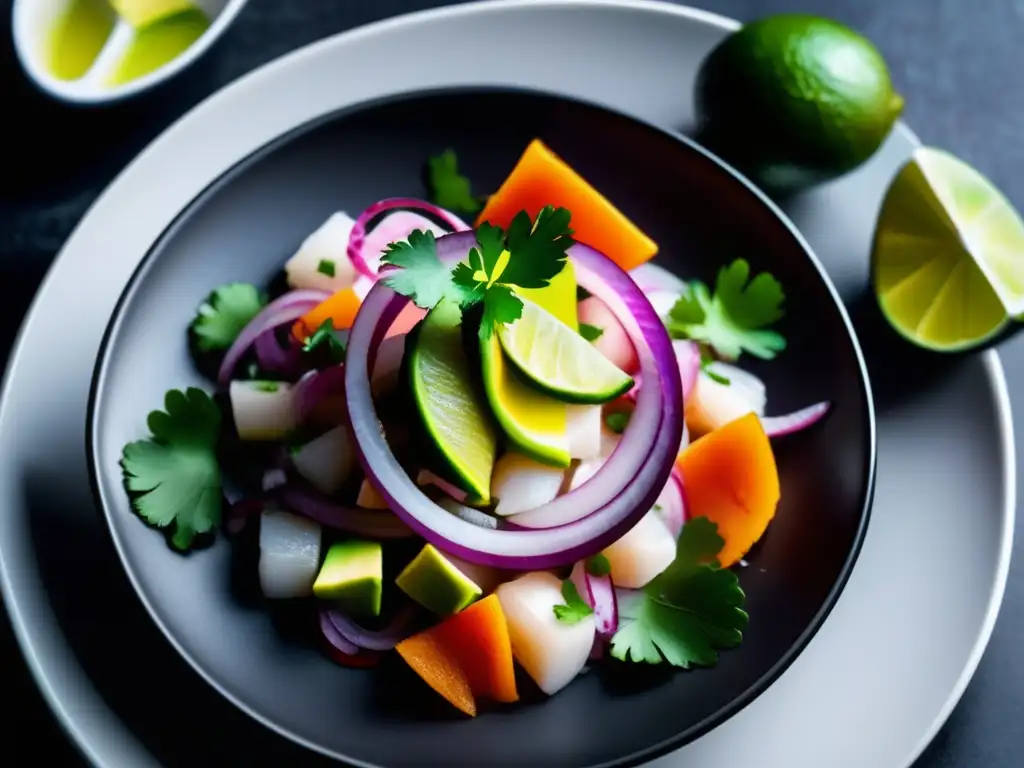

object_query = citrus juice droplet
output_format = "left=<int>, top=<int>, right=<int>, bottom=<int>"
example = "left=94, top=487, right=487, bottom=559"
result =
left=107, top=8, right=210, bottom=86
left=48, top=0, right=117, bottom=81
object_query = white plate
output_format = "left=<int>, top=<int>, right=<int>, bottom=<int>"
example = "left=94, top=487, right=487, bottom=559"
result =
left=0, top=2, right=1014, bottom=766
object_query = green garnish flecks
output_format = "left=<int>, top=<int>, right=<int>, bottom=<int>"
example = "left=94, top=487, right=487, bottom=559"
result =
left=610, top=516, right=748, bottom=668
left=426, top=149, right=484, bottom=214
left=580, top=323, right=604, bottom=341
left=120, top=388, right=222, bottom=552
left=666, top=259, right=786, bottom=360
left=553, top=579, right=594, bottom=624
left=381, top=206, right=574, bottom=340
left=191, top=282, right=266, bottom=352
left=317, top=258, right=336, bottom=277
left=699, top=345, right=731, bottom=385
left=586, top=553, right=611, bottom=577
left=302, top=318, right=346, bottom=365
left=605, top=411, right=630, bottom=434
left=251, top=381, right=280, bottom=393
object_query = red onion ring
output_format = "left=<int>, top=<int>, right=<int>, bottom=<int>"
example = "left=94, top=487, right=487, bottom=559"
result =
left=675, top=340, right=701, bottom=401
left=276, top=484, right=414, bottom=539
left=344, top=235, right=682, bottom=569
left=323, top=605, right=418, bottom=651
left=217, top=289, right=328, bottom=386
left=293, top=364, right=347, bottom=425
left=319, top=609, right=360, bottom=655
left=653, top=469, right=687, bottom=539
left=347, top=198, right=471, bottom=277
left=253, top=329, right=303, bottom=374
left=570, top=561, right=618, bottom=639
left=762, top=401, right=832, bottom=437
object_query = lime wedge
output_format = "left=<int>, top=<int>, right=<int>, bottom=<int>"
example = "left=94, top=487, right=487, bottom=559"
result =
left=872, top=146, right=1024, bottom=351
left=108, top=0, right=197, bottom=28
left=497, top=298, right=633, bottom=404
left=480, top=264, right=577, bottom=468
left=409, top=299, right=498, bottom=502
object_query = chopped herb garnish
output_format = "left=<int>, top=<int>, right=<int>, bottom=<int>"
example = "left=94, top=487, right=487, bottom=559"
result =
left=302, top=318, right=347, bottom=364
left=426, top=149, right=484, bottom=214
left=580, top=323, right=604, bottom=341
left=553, top=579, right=594, bottom=624
left=586, top=553, right=611, bottom=577
left=610, top=517, right=747, bottom=668
left=120, top=388, right=222, bottom=552
left=605, top=411, right=630, bottom=434
left=191, top=283, right=266, bottom=352
left=245, top=361, right=263, bottom=380
left=699, top=345, right=730, bottom=385
left=666, top=259, right=786, bottom=360
left=317, top=259, right=336, bottom=277
left=381, top=206, right=574, bottom=340
left=251, top=381, right=279, bottom=393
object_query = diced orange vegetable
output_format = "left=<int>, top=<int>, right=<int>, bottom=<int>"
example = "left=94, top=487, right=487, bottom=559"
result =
left=292, top=287, right=362, bottom=342
left=676, top=412, right=780, bottom=567
left=395, top=631, right=476, bottom=716
left=476, top=139, right=658, bottom=271
left=394, top=595, right=518, bottom=716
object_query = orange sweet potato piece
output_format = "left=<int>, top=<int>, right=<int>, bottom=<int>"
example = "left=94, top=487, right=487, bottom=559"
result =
left=476, top=139, right=658, bottom=272
left=676, top=412, right=780, bottom=567
left=394, top=595, right=518, bottom=716
left=292, top=287, right=362, bottom=342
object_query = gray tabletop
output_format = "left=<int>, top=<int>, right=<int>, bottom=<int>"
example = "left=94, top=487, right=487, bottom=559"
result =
left=1, top=1, right=1021, bottom=765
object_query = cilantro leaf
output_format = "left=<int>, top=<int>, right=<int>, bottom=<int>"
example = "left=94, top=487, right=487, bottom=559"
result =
left=699, top=345, right=730, bottom=385
left=302, top=318, right=346, bottom=364
left=479, top=285, right=523, bottom=341
left=580, top=323, right=604, bottom=342
left=317, top=259, right=336, bottom=277
left=426, top=149, right=483, bottom=214
left=474, top=221, right=507, bottom=281
left=379, top=230, right=456, bottom=309
left=586, top=553, right=611, bottom=577
left=500, top=206, right=573, bottom=288
left=553, top=579, right=594, bottom=624
left=120, top=388, right=222, bottom=551
left=609, top=517, right=748, bottom=668
left=666, top=259, right=786, bottom=360
left=191, top=283, right=266, bottom=352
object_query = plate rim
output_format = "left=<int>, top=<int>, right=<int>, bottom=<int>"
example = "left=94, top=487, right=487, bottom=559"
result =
left=0, top=2, right=1014, bottom=767
left=84, top=83, right=878, bottom=768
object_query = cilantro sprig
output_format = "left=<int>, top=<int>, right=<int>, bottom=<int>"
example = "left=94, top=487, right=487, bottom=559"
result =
left=580, top=323, right=604, bottom=342
left=426, top=149, right=485, bottom=214
left=666, top=259, right=786, bottom=360
left=553, top=579, right=594, bottom=624
left=191, top=283, right=266, bottom=352
left=380, top=206, right=574, bottom=340
left=120, top=388, right=223, bottom=552
left=610, top=517, right=747, bottom=668
left=302, top=318, right=347, bottom=366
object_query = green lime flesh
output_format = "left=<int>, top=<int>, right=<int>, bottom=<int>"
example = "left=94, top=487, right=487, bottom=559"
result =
left=408, top=299, right=498, bottom=503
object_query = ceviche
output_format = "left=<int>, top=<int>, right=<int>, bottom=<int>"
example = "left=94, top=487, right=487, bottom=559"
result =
left=119, top=139, right=830, bottom=716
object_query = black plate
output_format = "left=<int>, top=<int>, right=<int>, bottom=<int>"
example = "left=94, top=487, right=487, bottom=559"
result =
left=88, top=88, right=875, bottom=768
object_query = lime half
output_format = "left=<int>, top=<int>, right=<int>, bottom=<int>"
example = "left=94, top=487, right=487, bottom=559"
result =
left=409, top=299, right=498, bottom=502
left=497, top=298, right=633, bottom=404
left=872, top=146, right=1024, bottom=351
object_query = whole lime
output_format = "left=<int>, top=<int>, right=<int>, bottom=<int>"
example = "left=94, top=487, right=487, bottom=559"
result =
left=695, top=14, right=904, bottom=190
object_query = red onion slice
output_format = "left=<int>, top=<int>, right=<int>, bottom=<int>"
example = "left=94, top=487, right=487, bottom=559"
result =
left=347, top=198, right=471, bottom=277
left=358, top=211, right=449, bottom=276
left=276, top=484, right=414, bottom=539
left=761, top=401, right=832, bottom=437
left=324, top=605, right=418, bottom=651
left=344, top=235, right=682, bottom=569
left=293, top=364, right=347, bottom=425
left=319, top=609, right=360, bottom=655
left=570, top=561, right=618, bottom=639
left=217, top=289, right=329, bottom=386
left=653, top=469, right=686, bottom=539
left=674, top=340, right=701, bottom=401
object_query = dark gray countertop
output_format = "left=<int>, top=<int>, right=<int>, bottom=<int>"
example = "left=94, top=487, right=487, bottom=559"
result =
left=2, top=1, right=1021, bottom=765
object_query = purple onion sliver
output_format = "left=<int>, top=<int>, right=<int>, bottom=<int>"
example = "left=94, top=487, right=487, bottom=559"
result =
left=761, top=401, right=832, bottom=437
left=326, top=605, right=418, bottom=651
left=276, top=483, right=414, bottom=539
left=254, top=329, right=304, bottom=375
left=294, top=364, right=347, bottom=425
left=319, top=609, right=361, bottom=655
left=217, top=289, right=328, bottom=386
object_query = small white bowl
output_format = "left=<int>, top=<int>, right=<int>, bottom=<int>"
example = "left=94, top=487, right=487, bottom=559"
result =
left=12, top=0, right=248, bottom=105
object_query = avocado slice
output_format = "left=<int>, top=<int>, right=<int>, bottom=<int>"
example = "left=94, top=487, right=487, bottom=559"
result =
left=395, top=543, right=482, bottom=615
left=313, top=540, right=383, bottom=617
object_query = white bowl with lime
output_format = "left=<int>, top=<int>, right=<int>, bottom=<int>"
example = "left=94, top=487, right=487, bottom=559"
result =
left=12, top=0, right=248, bottom=105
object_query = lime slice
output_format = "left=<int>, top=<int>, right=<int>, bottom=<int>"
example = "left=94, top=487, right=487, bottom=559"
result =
left=108, top=0, right=197, bottom=27
left=409, top=298, right=498, bottom=503
left=480, top=264, right=578, bottom=468
left=872, top=146, right=1024, bottom=351
left=497, top=298, right=633, bottom=404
